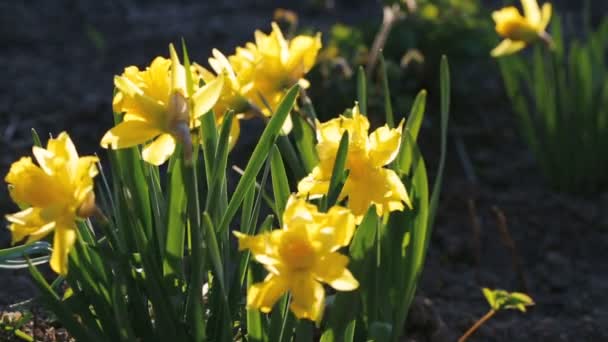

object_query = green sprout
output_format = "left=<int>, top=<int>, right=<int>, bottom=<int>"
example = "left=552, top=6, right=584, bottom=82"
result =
left=458, top=288, right=534, bottom=342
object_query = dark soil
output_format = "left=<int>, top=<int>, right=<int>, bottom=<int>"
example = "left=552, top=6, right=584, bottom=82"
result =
left=1, top=1, right=607, bottom=341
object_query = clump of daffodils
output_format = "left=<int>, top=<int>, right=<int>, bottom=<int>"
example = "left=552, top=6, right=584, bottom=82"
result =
left=298, top=105, right=411, bottom=219
left=5, top=133, right=98, bottom=275
left=491, top=0, right=552, bottom=57
left=101, top=44, right=224, bottom=165
left=234, top=196, right=358, bottom=322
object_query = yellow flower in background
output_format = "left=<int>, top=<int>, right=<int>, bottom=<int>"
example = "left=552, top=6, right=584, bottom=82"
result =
left=298, top=105, right=411, bottom=219
left=101, top=44, right=224, bottom=165
left=5, top=133, right=98, bottom=275
left=491, top=0, right=552, bottom=57
left=195, top=49, right=252, bottom=147
left=229, top=22, right=322, bottom=117
left=234, top=196, right=358, bottom=322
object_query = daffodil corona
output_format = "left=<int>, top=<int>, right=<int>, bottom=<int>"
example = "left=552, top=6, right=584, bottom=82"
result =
left=491, top=0, right=552, bottom=57
left=298, top=105, right=411, bottom=219
left=101, top=44, right=224, bottom=165
left=5, top=133, right=98, bottom=275
left=234, top=196, right=358, bottom=322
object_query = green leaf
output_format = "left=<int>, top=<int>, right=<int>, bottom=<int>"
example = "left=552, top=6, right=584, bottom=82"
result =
left=30, top=128, right=42, bottom=147
left=290, top=112, right=319, bottom=173
left=379, top=53, right=395, bottom=127
left=482, top=288, right=535, bottom=312
left=246, top=268, right=265, bottom=342
left=270, top=145, right=291, bottom=223
left=163, top=152, right=187, bottom=279
left=369, top=321, right=392, bottom=342
left=395, top=89, right=426, bottom=175
left=357, top=66, right=367, bottom=115
left=217, top=85, right=299, bottom=235
left=325, top=132, right=349, bottom=210
left=427, top=56, right=451, bottom=234
left=390, top=132, right=429, bottom=341
left=206, top=110, right=234, bottom=221
left=181, top=38, right=194, bottom=97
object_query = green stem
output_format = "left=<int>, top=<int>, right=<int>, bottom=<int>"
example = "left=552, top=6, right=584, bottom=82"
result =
left=458, top=309, right=496, bottom=342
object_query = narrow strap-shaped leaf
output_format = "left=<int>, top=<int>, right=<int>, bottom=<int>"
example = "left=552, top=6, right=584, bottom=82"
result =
left=357, top=66, right=367, bottom=115
left=270, top=145, right=290, bottom=223
left=183, top=159, right=206, bottom=341
left=206, top=111, right=235, bottom=222
left=390, top=132, right=429, bottom=341
left=181, top=38, right=194, bottom=97
left=394, top=89, right=426, bottom=175
left=427, top=56, right=450, bottom=235
left=246, top=267, right=265, bottom=342
left=218, top=85, right=299, bottom=235
left=200, top=106, right=219, bottom=188
left=290, top=113, right=319, bottom=173
left=163, top=151, right=186, bottom=279
left=379, top=53, right=395, bottom=127
left=202, top=212, right=232, bottom=341
left=325, top=132, right=349, bottom=211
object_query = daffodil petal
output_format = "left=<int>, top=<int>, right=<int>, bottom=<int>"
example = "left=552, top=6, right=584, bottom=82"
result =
left=49, top=226, right=76, bottom=276
left=141, top=134, right=176, bottom=166
left=289, top=273, right=325, bottom=323
left=100, top=120, right=160, bottom=149
left=247, top=274, right=289, bottom=313
left=521, top=0, right=541, bottom=25
left=491, top=39, right=527, bottom=57
left=321, top=205, right=356, bottom=250
left=192, top=74, right=225, bottom=119
left=5, top=157, right=65, bottom=207
left=169, top=43, right=187, bottom=95
left=313, top=253, right=359, bottom=291
left=296, top=171, right=329, bottom=199
left=540, top=3, right=552, bottom=31
left=6, top=207, right=56, bottom=244
left=369, top=124, right=403, bottom=167
left=233, top=230, right=282, bottom=266
left=114, top=75, right=166, bottom=124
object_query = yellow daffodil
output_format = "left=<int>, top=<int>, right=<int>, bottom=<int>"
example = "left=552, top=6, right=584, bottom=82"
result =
left=491, top=0, right=552, bottom=57
left=297, top=105, right=411, bottom=219
left=5, top=132, right=98, bottom=275
left=101, top=44, right=224, bottom=165
left=229, top=22, right=322, bottom=117
left=194, top=49, right=252, bottom=147
left=234, top=196, right=358, bottom=322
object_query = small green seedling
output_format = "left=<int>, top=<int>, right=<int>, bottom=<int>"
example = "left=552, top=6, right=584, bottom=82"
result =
left=458, top=288, right=534, bottom=342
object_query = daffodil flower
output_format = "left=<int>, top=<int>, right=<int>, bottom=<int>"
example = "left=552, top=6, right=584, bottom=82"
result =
left=5, top=133, right=98, bottom=275
left=234, top=196, right=358, bottom=322
left=491, top=0, right=552, bottom=57
left=194, top=49, right=253, bottom=147
left=101, top=44, right=224, bottom=165
left=227, top=22, right=321, bottom=133
left=297, top=105, right=411, bottom=219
